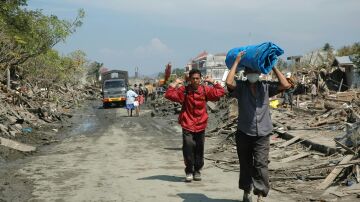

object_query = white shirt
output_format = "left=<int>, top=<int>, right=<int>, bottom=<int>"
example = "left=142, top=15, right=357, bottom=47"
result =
left=126, top=90, right=138, bottom=104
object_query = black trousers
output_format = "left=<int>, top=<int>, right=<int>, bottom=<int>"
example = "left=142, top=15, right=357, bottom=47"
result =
left=182, top=129, right=205, bottom=174
left=235, top=130, right=270, bottom=197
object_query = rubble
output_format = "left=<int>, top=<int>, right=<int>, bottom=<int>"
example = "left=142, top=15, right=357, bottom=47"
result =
left=0, top=80, right=100, bottom=159
left=202, top=88, right=360, bottom=200
left=147, top=96, right=182, bottom=117
left=149, top=76, right=360, bottom=201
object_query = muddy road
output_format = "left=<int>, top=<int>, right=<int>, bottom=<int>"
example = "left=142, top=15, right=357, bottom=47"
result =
left=1, top=101, right=292, bottom=202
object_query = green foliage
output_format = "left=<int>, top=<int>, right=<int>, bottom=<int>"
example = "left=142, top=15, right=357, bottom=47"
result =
left=22, top=49, right=88, bottom=86
left=172, top=68, right=185, bottom=77
left=87, top=61, right=103, bottom=77
left=323, top=43, right=333, bottom=51
left=337, top=42, right=360, bottom=70
left=0, top=1, right=85, bottom=70
left=158, top=72, right=165, bottom=78
left=337, top=42, right=360, bottom=56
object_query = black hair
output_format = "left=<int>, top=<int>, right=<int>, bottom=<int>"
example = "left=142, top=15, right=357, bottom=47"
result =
left=189, top=69, right=201, bottom=77
left=244, top=67, right=260, bottom=74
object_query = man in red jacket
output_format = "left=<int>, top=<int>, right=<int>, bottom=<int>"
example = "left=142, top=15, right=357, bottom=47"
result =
left=165, top=69, right=225, bottom=182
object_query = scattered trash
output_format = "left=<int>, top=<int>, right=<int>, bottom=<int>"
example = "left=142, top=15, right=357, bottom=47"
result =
left=22, top=128, right=33, bottom=133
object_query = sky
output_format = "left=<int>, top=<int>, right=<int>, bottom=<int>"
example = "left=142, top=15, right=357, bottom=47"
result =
left=28, top=0, right=360, bottom=77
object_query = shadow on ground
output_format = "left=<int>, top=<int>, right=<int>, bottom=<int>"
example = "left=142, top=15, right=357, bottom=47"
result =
left=177, top=193, right=239, bottom=202
left=138, top=175, right=184, bottom=182
left=163, top=147, right=182, bottom=151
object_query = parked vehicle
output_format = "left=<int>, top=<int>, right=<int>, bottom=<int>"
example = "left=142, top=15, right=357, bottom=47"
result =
left=100, top=70, right=128, bottom=108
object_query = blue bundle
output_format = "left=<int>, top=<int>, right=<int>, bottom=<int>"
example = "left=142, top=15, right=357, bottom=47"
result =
left=225, top=42, right=284, bottom=74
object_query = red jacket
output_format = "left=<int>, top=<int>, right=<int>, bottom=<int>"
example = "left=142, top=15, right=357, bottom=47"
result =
left=165, top=83, right=225, bottom=132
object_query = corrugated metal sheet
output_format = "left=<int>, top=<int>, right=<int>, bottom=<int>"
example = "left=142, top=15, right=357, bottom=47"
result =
left=335, top=56, right=353, bottom=65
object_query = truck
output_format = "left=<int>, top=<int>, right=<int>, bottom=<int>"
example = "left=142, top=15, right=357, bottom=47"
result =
left=100, top=70, right=128, bottom=108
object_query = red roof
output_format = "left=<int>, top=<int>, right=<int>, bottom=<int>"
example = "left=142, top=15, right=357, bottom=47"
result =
left=193, top=51, right=208, bottom=60
left=99, top=67, right=109, bottom=73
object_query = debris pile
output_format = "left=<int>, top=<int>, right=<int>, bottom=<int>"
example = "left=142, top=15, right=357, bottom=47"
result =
left=147, top=96, right=182, bottom=117
left=203, top=88, right=360, bottom=200
left=0, top=81, right=99, bottom=157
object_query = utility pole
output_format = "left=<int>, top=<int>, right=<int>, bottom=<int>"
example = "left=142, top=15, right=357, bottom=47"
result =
left=135, top=67, right=139, bottom=78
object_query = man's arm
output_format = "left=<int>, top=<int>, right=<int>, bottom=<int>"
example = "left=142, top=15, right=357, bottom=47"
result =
left=225, top=51, right=245, bottom=90
left=203, top=76, right=225, bottom=101
left=273, top=67, right=291, bottom=91
left=164, top=78, right=185, bottom=103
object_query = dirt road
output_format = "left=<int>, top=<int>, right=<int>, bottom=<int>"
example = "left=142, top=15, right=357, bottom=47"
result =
left=1, top=102, right=292, bottom=202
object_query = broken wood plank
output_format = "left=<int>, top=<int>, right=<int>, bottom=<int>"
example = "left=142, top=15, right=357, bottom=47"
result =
left=207, top=101, right=217, bottom=111
left=356, top=165, right=360, bottom=183
left=280, top=152, right=311, bottom=163
left=270, top=175, right=325, bottom=182
left=317, top=155, right=354, bottom=190
left=279, top=136, right=301, bottom=148
left=334, top=139, right=357, bottom=155
left=290, top=159, right=360, bottom=172
left=0, top=137, right=36, bottom=152
left=330, top=191, right=348, bottom=197
left=309, top=119, right=341, bottom=127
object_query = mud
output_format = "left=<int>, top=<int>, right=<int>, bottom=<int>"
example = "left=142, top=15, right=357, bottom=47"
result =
left=0, top=101, right=293, bottom=201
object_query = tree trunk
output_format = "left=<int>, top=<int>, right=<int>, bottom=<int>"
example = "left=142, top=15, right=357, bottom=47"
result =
left=6, top=66, right=10, bottom=91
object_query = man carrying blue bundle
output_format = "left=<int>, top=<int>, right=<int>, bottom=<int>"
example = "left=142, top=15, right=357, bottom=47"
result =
left=226, top=51, right=291, bottom=202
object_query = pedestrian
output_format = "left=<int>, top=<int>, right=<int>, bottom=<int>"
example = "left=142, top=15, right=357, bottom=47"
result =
left=311, top=82, right=317, bottom=102
left=151, top=83, right=157, bottom=100
left=165, top=69, right=225, bottom=182
left=145, top=82, right=153, bottom=101
left=139, top=83, right=147, bottom=104
left=136, top=84, right=145, bottom=113
left=126, top=86, right=138, bottom=117
left=225, top=51, right=291, bottom=202
left=282, top=72, right=296, bottom=109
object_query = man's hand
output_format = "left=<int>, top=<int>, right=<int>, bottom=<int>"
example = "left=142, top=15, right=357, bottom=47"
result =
left=234, top=51, right=246, bottom=65
left=175, top=78, right=184, bottom=85
left=204, top=75, right=215, bottom=84
left=169, top=78, right=184, bottom=88
left=226, top=51, right=246, bottom=90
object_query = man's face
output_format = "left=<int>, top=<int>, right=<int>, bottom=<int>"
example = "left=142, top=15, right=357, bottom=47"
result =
left=189, top=73, right=201, bottom=88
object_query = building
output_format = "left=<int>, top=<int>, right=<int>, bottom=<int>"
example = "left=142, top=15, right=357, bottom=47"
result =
left=332, top=56, right=360, bottom=89
left=185, top=51, right=228, bottom=84
left=204, top=53, right=228, bottom=84
left=189, top=51, right=208, bottom=75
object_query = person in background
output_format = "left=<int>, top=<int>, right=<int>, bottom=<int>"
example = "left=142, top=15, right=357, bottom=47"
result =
left=165, top=69, right=225, bottom=182
left=125, top=86, right=138, bottom=117
left=151, top=83, right=157, bottom=100
left=311, top=82, right=317, bottom=102
left=145, top=82, right=154, bottom=101
left=282, top=72, right=296, bottom=109
left=226, top=51, right=291, bottom=202
left=138, top=83, right=145, bottom=111
left=133, top=84, right=139, bottom=94
left=140, top=83, right=148, bottom=103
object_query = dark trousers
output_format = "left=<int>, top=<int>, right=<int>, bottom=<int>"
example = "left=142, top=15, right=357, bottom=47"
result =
left=182, top=129, right=205, bottom=174
left=235, top=130, right=270, bottom=197
left=283, top=91, right=293, bottom=108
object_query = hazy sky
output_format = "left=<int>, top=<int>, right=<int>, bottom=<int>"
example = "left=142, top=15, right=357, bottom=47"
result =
left=28, top=0, right=360, bottom=76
